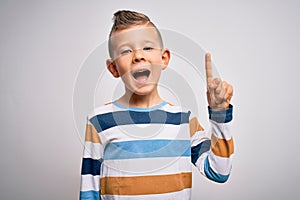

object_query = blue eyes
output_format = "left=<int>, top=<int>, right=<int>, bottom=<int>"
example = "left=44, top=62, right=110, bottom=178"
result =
left=143, top=47, right=153, bottom=51
left=120, top=47, right=154, bottom=55
left=121, top=49, right=132, bottom=54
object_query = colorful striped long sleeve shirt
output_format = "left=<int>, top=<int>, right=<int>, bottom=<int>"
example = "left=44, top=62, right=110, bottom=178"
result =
left=80, top=101, right=234, bottom=200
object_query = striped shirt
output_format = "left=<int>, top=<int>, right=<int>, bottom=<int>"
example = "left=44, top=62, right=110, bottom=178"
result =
left=80, top=101, right=234, bottom=200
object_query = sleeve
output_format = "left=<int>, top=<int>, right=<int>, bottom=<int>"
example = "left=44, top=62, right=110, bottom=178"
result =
left=190, top=104, right=234, bottom=183
left=80, top=117, right=104, bottom=200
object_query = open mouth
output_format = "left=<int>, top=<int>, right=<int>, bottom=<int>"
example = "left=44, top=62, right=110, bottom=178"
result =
left=132, top=69, right=151, bottom=83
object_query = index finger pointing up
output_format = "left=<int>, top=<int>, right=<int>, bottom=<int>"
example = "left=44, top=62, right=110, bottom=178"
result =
left=205, top=52, right=213, bottom=84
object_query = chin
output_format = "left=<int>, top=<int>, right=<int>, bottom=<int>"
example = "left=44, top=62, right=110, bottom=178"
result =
left=129, top=84, right=157, bottom=96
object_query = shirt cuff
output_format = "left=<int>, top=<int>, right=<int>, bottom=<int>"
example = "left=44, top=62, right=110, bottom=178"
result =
left=208, top=104, right=233, bottom=123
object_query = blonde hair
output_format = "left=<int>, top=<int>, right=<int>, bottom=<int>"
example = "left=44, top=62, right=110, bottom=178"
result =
left=108, top=10, right=163, bottom=57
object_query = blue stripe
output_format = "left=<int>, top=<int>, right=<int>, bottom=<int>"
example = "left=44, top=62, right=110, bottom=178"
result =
left=80, top=190, right=100, bottom=200
left=90, top=110, right=191, bottom=133
left=204, top=156, right=230, bottom=183
left=103, top=140, right=191, bottom=160
left=208, top=104, right=233, bottom=123
left=191, top=140, right=211, bottom=165
left=81, top=158, right=102, bottom=176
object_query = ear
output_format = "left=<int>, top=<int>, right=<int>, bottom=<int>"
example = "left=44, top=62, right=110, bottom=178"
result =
left=161, top=49, right=171, bottom=70
left=106, top=59, right=120, bottom=78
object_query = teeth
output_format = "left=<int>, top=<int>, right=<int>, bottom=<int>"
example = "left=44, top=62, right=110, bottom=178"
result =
left=133, top=70, right=150, bottom=79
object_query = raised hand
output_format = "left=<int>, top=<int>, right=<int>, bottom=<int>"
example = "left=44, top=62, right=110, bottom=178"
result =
left=205, top=53, right=233, bottom=110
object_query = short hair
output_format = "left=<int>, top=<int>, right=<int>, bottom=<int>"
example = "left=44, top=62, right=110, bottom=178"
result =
left=108, top=10, right=163, bottom=58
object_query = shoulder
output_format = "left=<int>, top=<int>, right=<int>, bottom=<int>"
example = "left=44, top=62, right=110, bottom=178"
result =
left=87, top=102, right=119, bottom=120
left=166, top=102, right=205, bottom=126
left=162, top=102, right=191, bottom=114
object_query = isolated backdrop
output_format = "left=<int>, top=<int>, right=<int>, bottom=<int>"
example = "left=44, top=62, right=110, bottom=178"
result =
left=1, top=0, right=300, bottom=199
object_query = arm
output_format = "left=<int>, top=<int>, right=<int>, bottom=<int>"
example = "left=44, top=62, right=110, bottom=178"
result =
left=80, top=117, right=103, bottom=200
left=191, top=106, right=234, bottom=183
left=191, top=53, right=234, bottom=183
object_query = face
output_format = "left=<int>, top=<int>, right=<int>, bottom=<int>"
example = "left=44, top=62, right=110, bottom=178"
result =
left=107, top=25, right=170, bottom=96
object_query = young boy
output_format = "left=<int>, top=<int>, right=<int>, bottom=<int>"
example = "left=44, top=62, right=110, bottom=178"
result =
left=80, top=10, right=234, bottom=200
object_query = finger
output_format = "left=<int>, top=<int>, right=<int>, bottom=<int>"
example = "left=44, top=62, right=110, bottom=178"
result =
left=227, top=84, right=233, bottom=97
left=214, top=78, right=222, bottom=94
left=220, top=81, right=228, bottom=96
left=207, top=87, right=215, bottom=106
left=205, top=53, right=213, bottom=85
left=225, top=83, right=233, bottom=100
left=215, top=81, right=224, bottom=95
left=208, top=77, right=220, bottom=91
left=206, top=90, right=212, bottom=105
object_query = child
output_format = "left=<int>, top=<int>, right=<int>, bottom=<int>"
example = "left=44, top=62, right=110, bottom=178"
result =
left=80, top=10, right=234, bottom=200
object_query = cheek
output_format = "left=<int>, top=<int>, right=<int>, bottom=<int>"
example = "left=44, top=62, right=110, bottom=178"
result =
left=117, top=65, right=133, bottom=83
left=150, top=66, right=163, bottom=80
left=117, top=68, right=127, bottom=77
left=115, top=61, right=131, bottom=76
left=150, top=54, right=163, bottom=64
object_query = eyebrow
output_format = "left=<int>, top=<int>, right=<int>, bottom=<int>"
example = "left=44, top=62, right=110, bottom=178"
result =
left=114, top=39, right=159, bottom=50
left=143, top=39, right=157, bottom=43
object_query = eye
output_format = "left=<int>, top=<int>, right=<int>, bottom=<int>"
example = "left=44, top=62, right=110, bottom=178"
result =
left=121, top=49, right=132, bottom=55
left=143, top=47, right=153, bottom=51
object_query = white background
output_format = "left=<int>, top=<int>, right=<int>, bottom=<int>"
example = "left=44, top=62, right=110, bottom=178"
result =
left=1, top=0, right=300, bottom=199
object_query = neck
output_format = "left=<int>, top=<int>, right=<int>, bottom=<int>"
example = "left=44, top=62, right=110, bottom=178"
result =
left=118, top=88, right=164, bottom=108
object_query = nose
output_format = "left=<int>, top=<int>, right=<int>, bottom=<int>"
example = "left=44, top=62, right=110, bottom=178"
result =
left=132, top=49, right=145, bottom=63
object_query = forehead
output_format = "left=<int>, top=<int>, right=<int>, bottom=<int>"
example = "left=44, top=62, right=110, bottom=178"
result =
left=110, top=25, right=161, bottom=47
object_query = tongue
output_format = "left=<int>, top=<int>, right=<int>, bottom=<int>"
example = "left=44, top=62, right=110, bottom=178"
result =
left=135, top=75, right=148, bottom=83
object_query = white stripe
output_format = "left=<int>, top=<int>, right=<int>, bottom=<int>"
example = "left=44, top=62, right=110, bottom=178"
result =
left=162, top=104, right=190, bottom=113
left=195, top=151, right=233, bottom=176
left=80, top=174, right=100, bottom=192
left=208, top=152, right=233, bottom=175
left=101, top=157, right=192, bottom=177
left=100, top=123, right=190, bottom=142
left=195, top=152, right=209, bottom=176
left=88, top=104, right=116, bottom=119
left=101, top=188, right=191, bottom=200
left=190, top=130, right=210, bottom=147
left=210, top=120, right=232, bottom=140
left=83, top=142, right=103, bottom=159
left=88, top=103, right=190, bottom=120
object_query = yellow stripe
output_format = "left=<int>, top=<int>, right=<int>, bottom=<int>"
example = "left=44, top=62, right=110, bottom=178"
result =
left=85, top=124, right=101, bottom=144
left=211, top=134, right=234, bottom=158
left=100, top=172, right=192, bottom=195
left=189, top=117, right=204, bottom=137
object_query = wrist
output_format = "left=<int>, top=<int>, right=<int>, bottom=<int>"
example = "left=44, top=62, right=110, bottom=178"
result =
left=208, top=104, right=233, bottom=123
